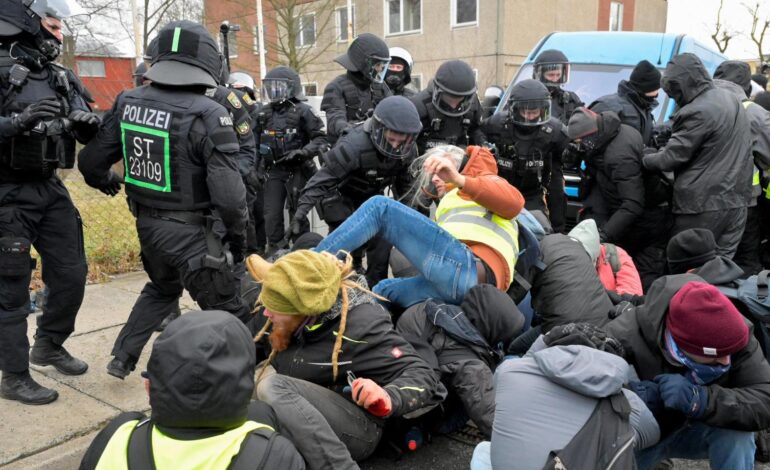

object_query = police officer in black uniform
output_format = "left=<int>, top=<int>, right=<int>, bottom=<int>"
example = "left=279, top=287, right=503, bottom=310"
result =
left=256, top=66, right=326, bottom=254
left=411, top=59, right=486, bottom=154
left=533, top=49, right=584, bottom=124
left=385, top=47, right=416, bottom=98
left=289, top=96, right=421, bottom=286
left=483, top=79, right=569, bottom=232
left=78, top=20, right=252, bottom=379
left=0, top=0, right=98, bottom=405
left=321, top=33, right=391, bottom=144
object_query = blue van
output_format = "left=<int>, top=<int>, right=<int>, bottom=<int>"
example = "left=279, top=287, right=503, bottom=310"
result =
left=496, top=31, right=728, bottom=216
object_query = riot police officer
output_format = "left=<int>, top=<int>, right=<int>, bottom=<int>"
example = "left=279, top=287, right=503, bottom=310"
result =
left=533, top=49, right=584, bottom=124
left=78, top=20, right=252, bottom=380
left=256, top=66, right=326, bottom=254
left=321, top=33, right=391, bottom=143
left=483, top=79, right=569, bottom=232
left=385, top=47, right=416, bottom=98
left=411, top=59, right=486, bottom=154
left=289, top=96, right=421, bottom=286
left=0, top=0, right=98, bottom=405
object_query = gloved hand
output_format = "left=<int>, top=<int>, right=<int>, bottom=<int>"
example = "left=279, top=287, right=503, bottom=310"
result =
left=284, top=216, right=303, bottom=241
left=654, top=373, right=708, bottom=419
left=628, top=380, right=663, bottom=415
left=98, top=170, right=123, bottom=197
left=11, top=99, right=61, bottom=132
left=280, top=149, right=307, bottom=165
left=68, top=109, right=101, bottom=128
left=351, top=378, right=392, bottom=417
left=225, top=233, right=247, bottom=264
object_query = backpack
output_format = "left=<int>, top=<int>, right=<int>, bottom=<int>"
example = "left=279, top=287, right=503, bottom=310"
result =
left=718, top=270, right=770, bottom=361
left=542, top=393, right=636, bottom=470
left=127, top=419, right=277, bottom=470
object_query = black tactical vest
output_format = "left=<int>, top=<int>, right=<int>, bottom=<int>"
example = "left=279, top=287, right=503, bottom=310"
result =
left=117, top=86, right=221, bottom=211
left=254, top=102, right=303, bottom=161
left=339, top=76, right=388, bottom=123
left=492, top=119, right=558, bottom=197
left=415, top=93, right=471, bottom=154
left=335, top=129, right=409, bottom=199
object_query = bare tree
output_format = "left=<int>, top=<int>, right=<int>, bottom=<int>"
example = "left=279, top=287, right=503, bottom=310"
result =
left=710, top=0, right=734, bottom=53
left=266, top=0, right=339, bottom=74
left=746, top=2, right=770, bottom=66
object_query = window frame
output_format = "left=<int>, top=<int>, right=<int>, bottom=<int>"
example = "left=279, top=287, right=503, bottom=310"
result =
left=450, top=0, right=479, bottom=29
left=76, top=59, right=106, bottom=77
left=384, top=0, right=423, bottom=37
left=295, top=11, right=317, bottom=48
left=609, top=1, right=624, bottom=32
left=335, top=5, right=356, bottom=43
left=302, top=82, right=318, bottom=96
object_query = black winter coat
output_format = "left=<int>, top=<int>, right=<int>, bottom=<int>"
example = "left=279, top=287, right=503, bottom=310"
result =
left=643, top=54, right=753, bottom=214
left=590, top=80, right=657, bottom=147
left=605, top=273, right=770, bottom=436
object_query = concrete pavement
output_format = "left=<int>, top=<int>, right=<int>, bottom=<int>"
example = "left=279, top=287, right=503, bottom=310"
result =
left=0, top=271, right=767, bottom=469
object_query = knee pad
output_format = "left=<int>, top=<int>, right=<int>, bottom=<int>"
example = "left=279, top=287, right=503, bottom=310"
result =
left=0, top=237, right=34, bottom=310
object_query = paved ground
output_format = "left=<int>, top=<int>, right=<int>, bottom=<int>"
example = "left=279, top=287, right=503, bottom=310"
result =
left=0, top=271, right=767, bottom=469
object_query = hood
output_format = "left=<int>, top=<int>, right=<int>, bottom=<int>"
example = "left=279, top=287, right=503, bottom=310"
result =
left=461, top=145, right=498, bottom=177
left=693, top=256, right=745, bottom=286
left=461, top=284, right=525, bottom=351
left=635, top=273, right=706, bottom=355
left=713, top=79, right=748, bottom=103
left=714, top=60, right=752, bottom=97
left=595, top=111, right=621, bottom=149
left=567, top=219, right=601, bottom=264
left=532, top=345, right=628, bottom=398
left=661, top=53, right=713, bottom=106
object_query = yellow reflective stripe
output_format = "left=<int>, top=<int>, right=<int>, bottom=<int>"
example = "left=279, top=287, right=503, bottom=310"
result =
left=754, top=169, right=760, bottom=186
left=332, top=331, right=368, bottom=344
left=436, top=206, right=488, bottom=223
left=306, top=323, right=324, bottom=332
left=441, top=212, right=517, bottom=249
left=399, top=386, right=425, bottom=392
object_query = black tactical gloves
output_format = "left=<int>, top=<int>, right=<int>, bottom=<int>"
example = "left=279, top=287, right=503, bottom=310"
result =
left=11, top=99, right=61, bottom=132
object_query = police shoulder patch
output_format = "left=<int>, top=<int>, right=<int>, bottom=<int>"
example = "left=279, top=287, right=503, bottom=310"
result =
left=242, top=94, right=255, bottom=106
left=542, top=124, right=553, bottom=134
left=219, top=116, right=234, bottom=127
left=236, top=120, right=251, bottom=135
left=227, top=92, right=242, bottom=109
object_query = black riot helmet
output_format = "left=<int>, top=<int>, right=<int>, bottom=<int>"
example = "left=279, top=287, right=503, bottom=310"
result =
left=133, top=62, right=148, bottom=88
left=334, top=33, right=390, bottom=84
left=432, top=60, right=478, bottom=117
left=365, top=96, right=422, bottom=160
left=262, top=66, right=306, bottom=104
left=0, top=0, right=88, bottom=62
left=144, top=20, right=222, bottom=88
left=533, top=49, right=570, bottom=89
left=507, top=79, right=552, bottom=127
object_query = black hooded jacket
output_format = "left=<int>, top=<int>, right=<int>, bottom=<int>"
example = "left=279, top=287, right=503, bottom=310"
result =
left=605, top=274, right=770, bottom=437
left=643, top=54, right=752, bottom=214
left=590, top=80, right=656, bottom=146
left=582, top=111, right=646, bottom=243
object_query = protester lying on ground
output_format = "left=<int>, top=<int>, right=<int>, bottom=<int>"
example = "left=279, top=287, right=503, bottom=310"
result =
left=606, top=277, right=770, bottom=469
left=79, top=310, right=304, bottom=470
left=314, top=144, right=525, bottom=308
left=396, top=284, right=526, bottom=437
left=568, top=219, right=644, bottom=299
left=245, top=250, right=446, bottom=470
left=470, top=323, right=660, bottom=470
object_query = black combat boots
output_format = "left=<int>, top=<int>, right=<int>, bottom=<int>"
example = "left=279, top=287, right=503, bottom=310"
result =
left=0, top=371, right=58, bottom=405
left=29, top=336, right=89, bottom=375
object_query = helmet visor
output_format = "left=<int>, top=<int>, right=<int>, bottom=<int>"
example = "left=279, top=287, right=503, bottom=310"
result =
left=370, top=118, right=418, bottom=159
left=509, top=98, right=552, bottom=126
left=261, top=78, right=291, bottom=103
left=533, top=63, right=570, bottom=87
left=29, top=0, right=88, bottom=22
left=432, top=88, right=475, bottom=117
left=367, top=57, right=391, bottom=84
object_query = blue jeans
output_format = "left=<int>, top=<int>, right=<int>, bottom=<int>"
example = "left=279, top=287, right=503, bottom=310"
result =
left=636, top=421, right=755, bottom=470
left=315, top=196, right=477, bottom=307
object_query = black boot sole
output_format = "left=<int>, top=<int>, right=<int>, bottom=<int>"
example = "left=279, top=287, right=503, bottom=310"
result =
left=0, top=389, right=59, bottom=405
left=29, top=358, right=89, bottom=376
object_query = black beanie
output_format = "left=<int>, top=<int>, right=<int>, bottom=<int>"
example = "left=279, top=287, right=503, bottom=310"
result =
left=629, top=60, right=662, bottom=93
left=755, top=91, right=770, bottom=112
left=666, top=228, right=717, bottom=274
left=753, top=73, right=768, bottom=91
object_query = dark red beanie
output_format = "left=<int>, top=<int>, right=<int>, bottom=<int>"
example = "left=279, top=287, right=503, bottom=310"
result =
left=667, top=281, right=749, bottom=357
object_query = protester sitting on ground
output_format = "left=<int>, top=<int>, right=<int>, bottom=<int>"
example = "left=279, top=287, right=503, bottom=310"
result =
left=470, top=323, right=660, bottom=470
left=606, top=277, right=770, bottom=469
left=396, top=284, right=526, bottom=437
left=568, top=219, right=644, bottom=298
left=245, top=250, right=446, bottom=470
left=667, top=228, right=744, bottom=285
left=313, top=144, right=525, bottom=308
left=79, top=310, right=304, bottom=470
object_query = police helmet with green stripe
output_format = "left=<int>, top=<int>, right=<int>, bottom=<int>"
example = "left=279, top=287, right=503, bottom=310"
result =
left=145, top=20, right=222, bottom=88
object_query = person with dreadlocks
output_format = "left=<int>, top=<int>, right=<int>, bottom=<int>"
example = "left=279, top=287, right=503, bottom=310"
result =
left=245, top=249, right=446, bottom=470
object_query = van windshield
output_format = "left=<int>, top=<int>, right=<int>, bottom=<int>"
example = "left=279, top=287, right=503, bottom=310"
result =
left=505, top=63, right=670, bottom=123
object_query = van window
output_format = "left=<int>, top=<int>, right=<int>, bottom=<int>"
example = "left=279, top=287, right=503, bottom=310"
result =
left=505, top=63, right=669, bottom=122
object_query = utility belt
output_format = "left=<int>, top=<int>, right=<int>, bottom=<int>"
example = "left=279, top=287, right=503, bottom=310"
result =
left=128, top=200, right=208, bottom=226
left=2, top=119, right=75, bottom=173
left=315, top=191, right=353, bottom=225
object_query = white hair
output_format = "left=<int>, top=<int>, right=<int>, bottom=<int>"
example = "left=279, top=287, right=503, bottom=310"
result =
left=406, top=145, right=466, bottom=209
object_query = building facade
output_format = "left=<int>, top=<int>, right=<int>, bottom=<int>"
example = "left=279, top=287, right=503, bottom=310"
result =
left=204, top=0, right=667, bottom=97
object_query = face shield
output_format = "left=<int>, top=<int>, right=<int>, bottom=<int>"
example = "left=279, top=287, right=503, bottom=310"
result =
left=509, top=98, right=552, bottom=126
left=366, top=56, right=391, bottom=84
left=369, top=117, right=418, bottom=160
left=431, top=88, right=475, bottom=117
left=534, top=62, right=570, bottom=88
left=261, top=78, right=292, bottom=103
left=228, top=72, right=256, bottom=94
left=30, top=0, right=89, bottom=33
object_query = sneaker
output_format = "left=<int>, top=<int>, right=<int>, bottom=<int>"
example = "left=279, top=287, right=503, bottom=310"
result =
left=0, top=371, right=58, bottom=405
left=30, top=336, right=88, bottom=375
